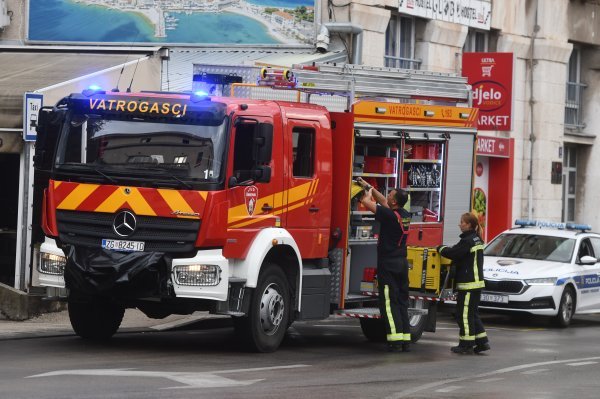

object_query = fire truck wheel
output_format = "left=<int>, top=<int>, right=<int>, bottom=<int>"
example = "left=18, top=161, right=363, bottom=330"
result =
left=409, top=298, right=428, bottom=343
left=359, top=318, right=386, bottom=342
left=234, top=264, right=290, bottom=353
left=68, top=297, right=125, bottom=340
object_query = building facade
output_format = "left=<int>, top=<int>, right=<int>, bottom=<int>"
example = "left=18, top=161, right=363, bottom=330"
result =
left=0, top=0, right=598, bottom=295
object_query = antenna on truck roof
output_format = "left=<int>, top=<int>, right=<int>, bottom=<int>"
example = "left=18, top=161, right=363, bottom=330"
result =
left=112, top=33, right=141, bottom=92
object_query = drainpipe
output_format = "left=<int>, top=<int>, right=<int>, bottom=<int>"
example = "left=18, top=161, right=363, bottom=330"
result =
left=527, top=0, right=540, bottom=219
left=317, top=22, right=363, bottom=65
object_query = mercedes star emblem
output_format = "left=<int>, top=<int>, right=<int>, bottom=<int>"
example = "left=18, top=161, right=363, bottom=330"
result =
left=113, top=210, right=137, bottom=237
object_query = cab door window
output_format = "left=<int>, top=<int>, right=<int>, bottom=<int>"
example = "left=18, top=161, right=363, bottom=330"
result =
left=577, top=238, right=594, bottom=261
left=589, top=237, right=600, bottom=260
left=292, top=127, right=315, bottom=177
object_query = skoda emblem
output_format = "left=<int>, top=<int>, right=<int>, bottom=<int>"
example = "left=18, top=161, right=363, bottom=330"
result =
left=113, top=210, right=137, bottom=237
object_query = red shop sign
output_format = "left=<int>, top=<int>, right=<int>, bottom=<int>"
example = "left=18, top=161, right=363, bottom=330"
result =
left=462, top=52, right=513, bottom=131
left=476, top=135, right=510, bottom=158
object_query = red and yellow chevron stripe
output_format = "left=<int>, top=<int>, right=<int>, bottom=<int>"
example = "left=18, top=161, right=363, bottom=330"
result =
left=51, top=180, right=207, bottom=219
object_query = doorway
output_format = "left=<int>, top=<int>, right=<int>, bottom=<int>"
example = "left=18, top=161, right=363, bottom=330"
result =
left=0, top=154, right=20, bottom=286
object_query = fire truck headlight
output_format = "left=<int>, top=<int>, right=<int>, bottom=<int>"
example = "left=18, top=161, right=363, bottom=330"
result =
left=173, top=264, right=221, bottom=286
left=39, top=253, right=66, bottom=275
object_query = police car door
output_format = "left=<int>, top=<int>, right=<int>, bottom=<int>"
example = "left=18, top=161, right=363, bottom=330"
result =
left=574, top=238, right=600, bottom=311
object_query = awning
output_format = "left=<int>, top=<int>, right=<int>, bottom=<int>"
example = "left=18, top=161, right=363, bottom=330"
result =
left=0, top=51, right=154, bottom=129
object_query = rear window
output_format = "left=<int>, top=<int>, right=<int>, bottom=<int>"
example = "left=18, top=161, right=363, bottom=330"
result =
left=484, top=233, right=575, bottom=263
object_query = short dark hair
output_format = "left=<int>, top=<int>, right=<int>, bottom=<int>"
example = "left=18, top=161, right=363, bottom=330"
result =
left=393, top=188, right=409, bottom=207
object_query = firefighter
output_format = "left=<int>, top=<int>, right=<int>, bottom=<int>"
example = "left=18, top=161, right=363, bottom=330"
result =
left=357, top=177, right=411, bottom=352
left=437, top=212, right=490, bottom=354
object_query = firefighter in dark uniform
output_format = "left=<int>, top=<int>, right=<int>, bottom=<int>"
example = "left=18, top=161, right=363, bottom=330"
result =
left=356, top=177, right=411, bottom=352
left=437, top=212, right=490, bottom=354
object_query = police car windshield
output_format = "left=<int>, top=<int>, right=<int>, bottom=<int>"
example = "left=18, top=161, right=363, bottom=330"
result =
left=484, top=233, right=575, bottom=263
left=56, top=113, right=227, bottom=183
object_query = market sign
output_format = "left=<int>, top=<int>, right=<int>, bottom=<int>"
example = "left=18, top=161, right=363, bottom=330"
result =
left=476, top=135, right=510, bottom=158
left=398, top=0, right=491, bottom=30
left=462, top=52, right=514, bottom=131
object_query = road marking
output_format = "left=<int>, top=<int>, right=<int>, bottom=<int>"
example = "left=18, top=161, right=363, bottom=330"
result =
left=476, top=377, right=504, bottom=382
left=385, top=356, right=600, bottom=399
left=435, top=385, right=461, bottom=393
left=566, top=361, right=598, bottom=367
left=521, top=369, right=549, bottom=375
left=26, top=364, right=309, bottom=389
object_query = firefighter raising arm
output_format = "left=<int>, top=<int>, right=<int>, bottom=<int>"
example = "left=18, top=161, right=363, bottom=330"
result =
left=356, top=177, right=388, bottom=212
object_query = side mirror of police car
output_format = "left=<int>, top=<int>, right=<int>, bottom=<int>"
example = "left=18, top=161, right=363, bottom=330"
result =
left=579, top=255, right=597, bottom=265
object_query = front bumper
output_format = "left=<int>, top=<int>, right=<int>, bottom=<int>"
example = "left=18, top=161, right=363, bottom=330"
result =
left=480, top=285, right=560, bottom=316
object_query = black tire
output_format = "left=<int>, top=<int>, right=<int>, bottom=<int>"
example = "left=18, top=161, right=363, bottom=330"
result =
left=68, top=297, right=125, bottom=340
left=234, top=264, right=290, bottom=352
left=554, top=286, right=575, bottom=328
left=359, top=318, right=386, bottom=342
left=408, top=298, right=429, bottom=343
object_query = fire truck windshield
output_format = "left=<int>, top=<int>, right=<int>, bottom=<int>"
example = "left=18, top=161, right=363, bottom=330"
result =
left=55, top=113, right=228, bottom=186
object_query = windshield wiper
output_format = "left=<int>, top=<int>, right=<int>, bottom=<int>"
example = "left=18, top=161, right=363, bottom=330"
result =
left=57, top=164, right=118, bottom=184
left=138, top=167, right=194, bottom=189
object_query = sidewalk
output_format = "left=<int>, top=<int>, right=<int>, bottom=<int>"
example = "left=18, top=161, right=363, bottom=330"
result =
left=0, top=308, right=223, bottom=340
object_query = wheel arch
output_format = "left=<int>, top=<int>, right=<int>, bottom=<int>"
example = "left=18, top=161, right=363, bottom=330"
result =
left=230, top=228, right=302, bottom=310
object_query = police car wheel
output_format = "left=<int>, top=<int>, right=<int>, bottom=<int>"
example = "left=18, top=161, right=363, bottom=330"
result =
left=68, top=295, right=125, bottom=340
left=554, top=286, right=575, bottom=328
left=234, top=263, right=290, bottom=353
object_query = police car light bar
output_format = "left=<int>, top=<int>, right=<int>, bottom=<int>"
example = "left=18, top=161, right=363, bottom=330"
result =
left=515, top=219, right=592, bottom=232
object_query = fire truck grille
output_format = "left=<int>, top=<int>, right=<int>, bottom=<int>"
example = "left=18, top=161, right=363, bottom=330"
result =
left=484, top=279, right=526, bottom=294
left=56, top=210, right=200, bottom=253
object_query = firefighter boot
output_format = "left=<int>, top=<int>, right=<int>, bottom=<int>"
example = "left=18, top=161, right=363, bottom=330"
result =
left=402, top=343, right=411, bottom=352
left=451, top=345, right=473, bottom=354
left=387, top=343, right=403, bottom=352
left=474, top=343, right=491, bottom=354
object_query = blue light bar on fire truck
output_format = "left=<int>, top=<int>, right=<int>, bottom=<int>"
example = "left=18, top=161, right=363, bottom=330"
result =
left=257, top=67, right=296, bottom=88
left=515, top=219, right=592, bottom=232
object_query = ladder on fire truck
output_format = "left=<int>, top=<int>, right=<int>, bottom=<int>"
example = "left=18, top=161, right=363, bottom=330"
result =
left=288, top=63, right=472, bottom=106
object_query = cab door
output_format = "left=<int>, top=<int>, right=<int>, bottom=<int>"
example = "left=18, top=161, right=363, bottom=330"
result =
left=574, top=237, right=600, bottom=311
left=226, top=117, right=283, bottom=248
left=283, top=118, right=332, bottom=258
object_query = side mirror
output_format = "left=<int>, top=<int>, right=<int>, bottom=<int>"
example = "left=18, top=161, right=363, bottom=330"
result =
left=579, top=255, right=597, bottom=265
left=253, top=165, right=271, bottom=183
left=253, top=123, right=273, bottom=164
left=33, top=107, right=63, bottom=172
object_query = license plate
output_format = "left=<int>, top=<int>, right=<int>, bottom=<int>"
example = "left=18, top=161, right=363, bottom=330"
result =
left=481, top=292, right=509, bottom=304
left=102, top=239, right=145, bottom=252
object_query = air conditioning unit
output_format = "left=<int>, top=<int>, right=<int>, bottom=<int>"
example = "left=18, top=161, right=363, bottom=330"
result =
left=0, top=0, right=11, bottom=29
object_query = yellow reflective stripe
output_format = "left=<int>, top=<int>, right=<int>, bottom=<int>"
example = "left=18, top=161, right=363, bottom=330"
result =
left=460, top=335, right=475, bottom=341
left=463, top=292, right=471, bottom=338
left=384, top=285, right=397, bottom=336
left=475, top=332, right=488, bottom=339
left=457, top=281, right=486, bottom=290
left=403, top=333, right=411, bottom=341
left=470, top=244, right=484, bottom=252
left=387, top=333, right=403, bottom=341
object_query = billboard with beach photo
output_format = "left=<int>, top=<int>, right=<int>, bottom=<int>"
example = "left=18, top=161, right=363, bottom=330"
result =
left=28, top=0, right=316, bottom=45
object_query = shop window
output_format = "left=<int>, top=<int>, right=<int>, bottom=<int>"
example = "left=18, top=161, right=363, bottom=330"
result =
left=565, top=46, right=586, bottom=130
left=562, top=145, right=577, bottom=223
left=384, top=14, right=420, bottom=69
left=292, top=127, right=314, bottom=177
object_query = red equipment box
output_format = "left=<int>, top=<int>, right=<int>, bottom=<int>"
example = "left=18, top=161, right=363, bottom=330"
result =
left=364, top=156, right=395, bottom=174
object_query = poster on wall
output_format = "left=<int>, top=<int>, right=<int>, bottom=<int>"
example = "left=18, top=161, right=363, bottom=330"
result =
left=462, top=52, right=514, bottom=131
left=472, top=157, right=489, bottom=242
left=28, top=0, right=316, bottom=45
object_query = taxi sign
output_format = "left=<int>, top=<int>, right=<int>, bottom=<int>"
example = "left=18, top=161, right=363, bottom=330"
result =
left=23, top=92, right=43, bottom=142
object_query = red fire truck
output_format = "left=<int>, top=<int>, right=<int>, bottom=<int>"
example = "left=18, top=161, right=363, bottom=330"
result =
left=34, top=64, right=478, bottom=352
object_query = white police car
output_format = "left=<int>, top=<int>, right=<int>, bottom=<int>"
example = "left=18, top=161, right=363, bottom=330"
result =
left=481, top=219, right=600, bottom=327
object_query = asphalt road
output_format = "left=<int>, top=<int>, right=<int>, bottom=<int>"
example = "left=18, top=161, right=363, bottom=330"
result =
left=2, top=308, right=600, bottom=399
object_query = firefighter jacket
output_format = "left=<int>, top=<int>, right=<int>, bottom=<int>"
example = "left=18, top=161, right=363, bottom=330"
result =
left=437, top=230, right=485, bottom=291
